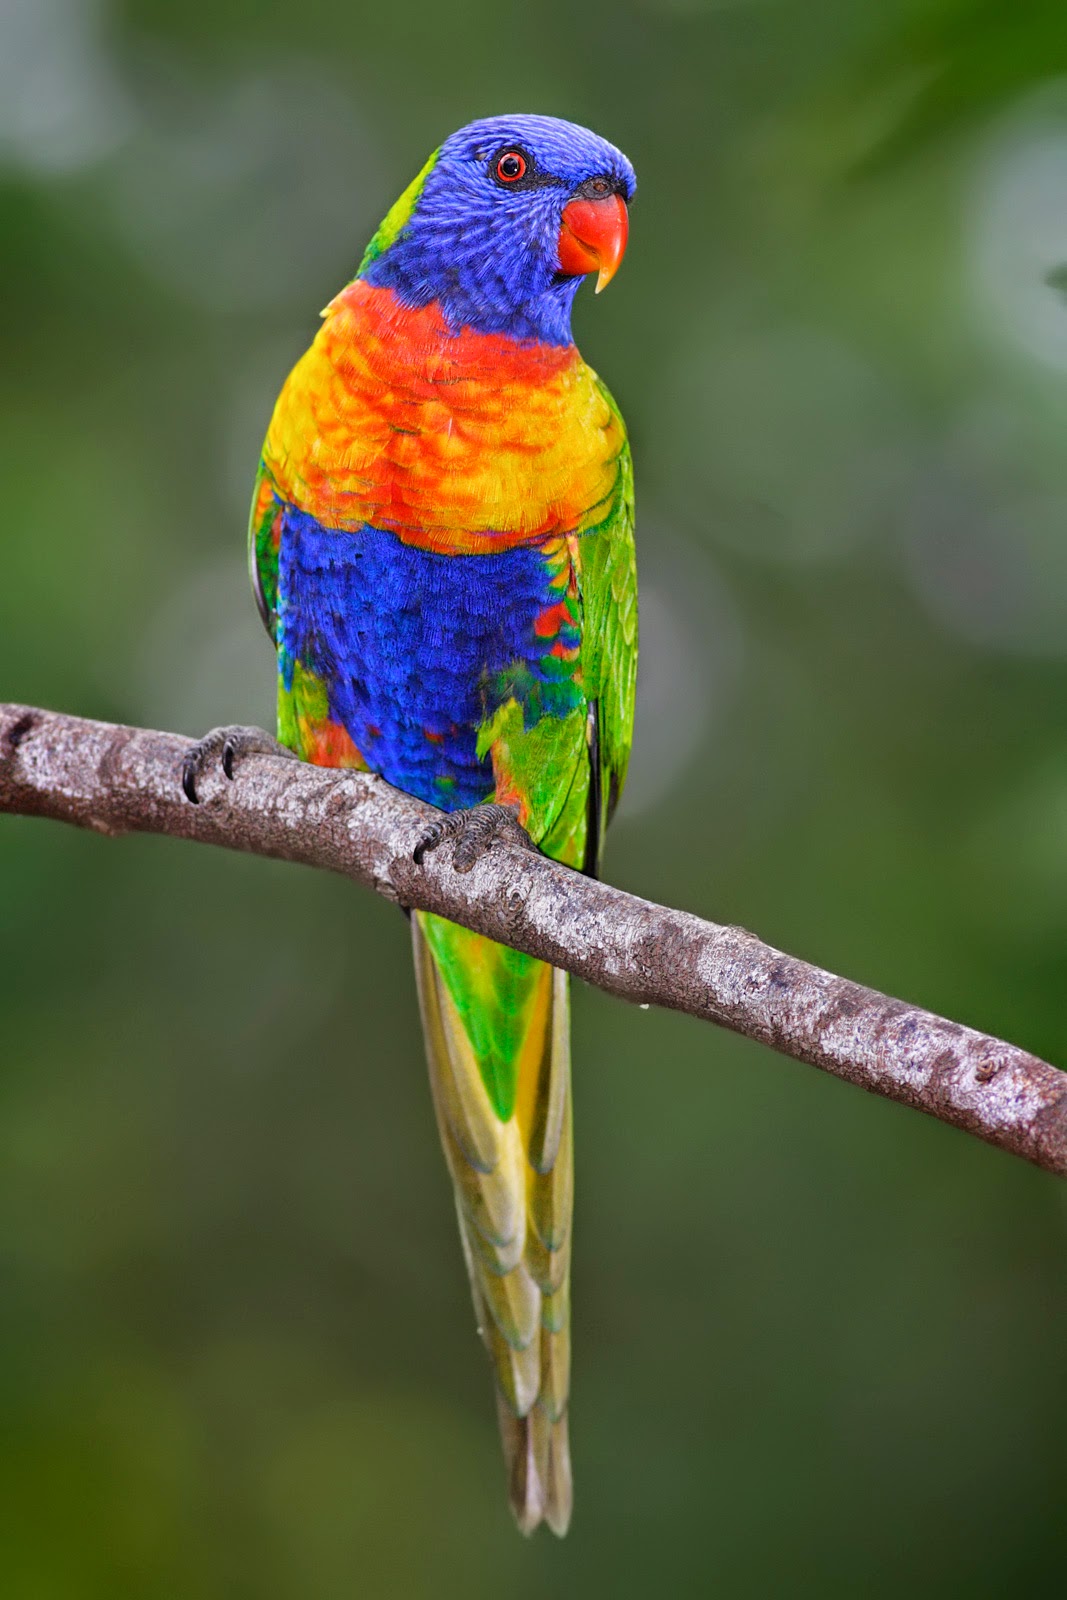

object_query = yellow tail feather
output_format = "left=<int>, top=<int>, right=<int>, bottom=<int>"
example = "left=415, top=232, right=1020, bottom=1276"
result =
left=412, top=915, right=573, bottom=1536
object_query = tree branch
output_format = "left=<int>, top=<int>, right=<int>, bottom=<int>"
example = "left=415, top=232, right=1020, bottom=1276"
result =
left=3, top=700, right=1065, bottom=1178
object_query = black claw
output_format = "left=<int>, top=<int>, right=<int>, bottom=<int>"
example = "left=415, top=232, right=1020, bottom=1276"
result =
left=181, top=755, right=202, bottom=805
left=413, top=822, right=447, bottom=866
left=180, top=725, right=291, bottom=805
left=181, top=733, right=224, bottom=805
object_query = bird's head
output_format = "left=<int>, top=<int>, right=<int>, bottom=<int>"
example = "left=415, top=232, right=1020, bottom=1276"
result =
left=358, top=113, right=635, bottom=346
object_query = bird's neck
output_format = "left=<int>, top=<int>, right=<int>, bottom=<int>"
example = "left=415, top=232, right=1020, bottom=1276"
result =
left=325, top=279, right=580, bottom=382
left=266, top=280, right=616, bottom=554
left=359, top=228, right=582, bottom=347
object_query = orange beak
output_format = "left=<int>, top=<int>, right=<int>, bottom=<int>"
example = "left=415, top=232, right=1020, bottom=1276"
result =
left=557, top=192, right=629, bottom=293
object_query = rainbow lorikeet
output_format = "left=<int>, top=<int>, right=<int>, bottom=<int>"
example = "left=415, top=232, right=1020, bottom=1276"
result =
left=184, top=114, right=637, bottom=1535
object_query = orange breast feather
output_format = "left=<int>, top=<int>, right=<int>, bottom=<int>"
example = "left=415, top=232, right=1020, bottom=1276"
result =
left=264, top=281, right=623, bottom=553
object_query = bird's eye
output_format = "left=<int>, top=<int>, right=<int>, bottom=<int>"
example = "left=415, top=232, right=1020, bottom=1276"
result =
left=589, top=176, right=611, bottom=197
left=495, top=150, right=527, bottom=183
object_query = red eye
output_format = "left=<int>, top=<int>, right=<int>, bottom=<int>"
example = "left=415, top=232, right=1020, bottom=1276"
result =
left=496, top=150, right=527, bottom=183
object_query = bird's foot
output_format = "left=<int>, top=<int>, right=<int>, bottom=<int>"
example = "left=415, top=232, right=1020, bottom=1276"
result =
left=413, top=802, right=537, bottom=873
left=181, top=724, right=296, bottom=804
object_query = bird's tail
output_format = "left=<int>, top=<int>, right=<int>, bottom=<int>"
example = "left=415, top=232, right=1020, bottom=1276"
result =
left=412, top=910, right=573, bottom=1536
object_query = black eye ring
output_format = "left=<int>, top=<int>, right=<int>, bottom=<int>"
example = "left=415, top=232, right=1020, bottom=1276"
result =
left=494, top=149, right=527, bottom=183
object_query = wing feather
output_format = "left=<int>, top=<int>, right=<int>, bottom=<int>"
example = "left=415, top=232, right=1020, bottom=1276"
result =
left=578, top=378, right=638, bottom=873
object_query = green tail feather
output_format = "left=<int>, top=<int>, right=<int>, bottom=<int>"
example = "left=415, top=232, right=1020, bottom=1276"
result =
left=412, top=912, right=573, bottom=1536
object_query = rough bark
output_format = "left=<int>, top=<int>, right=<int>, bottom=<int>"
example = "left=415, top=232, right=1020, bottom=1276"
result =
left=3, top=701, right=1065, bottom=1178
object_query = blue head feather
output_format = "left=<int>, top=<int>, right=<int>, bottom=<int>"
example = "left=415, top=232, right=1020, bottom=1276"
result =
left=360, top=113, right=636, bottom=347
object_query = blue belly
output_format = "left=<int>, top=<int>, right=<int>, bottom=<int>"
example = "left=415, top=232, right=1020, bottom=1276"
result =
left=276, top=507, right=560, bottom=809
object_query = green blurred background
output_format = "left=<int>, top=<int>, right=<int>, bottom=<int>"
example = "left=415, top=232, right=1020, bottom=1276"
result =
left=3, top=0, right=1067, bottom=1594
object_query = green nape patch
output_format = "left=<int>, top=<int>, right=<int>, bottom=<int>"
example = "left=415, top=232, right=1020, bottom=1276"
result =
left=358, top=149, right=439, bottom=275
left=419, top=913, right=545, bottom=1121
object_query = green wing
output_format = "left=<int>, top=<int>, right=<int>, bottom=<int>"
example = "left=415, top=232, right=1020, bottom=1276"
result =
left=248, top=459, right=282, bottom=641
left=578, top=378, right=638, bottom=874
left=475, top=374, right=636, bottom=878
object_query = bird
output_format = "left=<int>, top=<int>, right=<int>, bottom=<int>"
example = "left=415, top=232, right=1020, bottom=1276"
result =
left=183, top=113, right=637, bottom=1536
